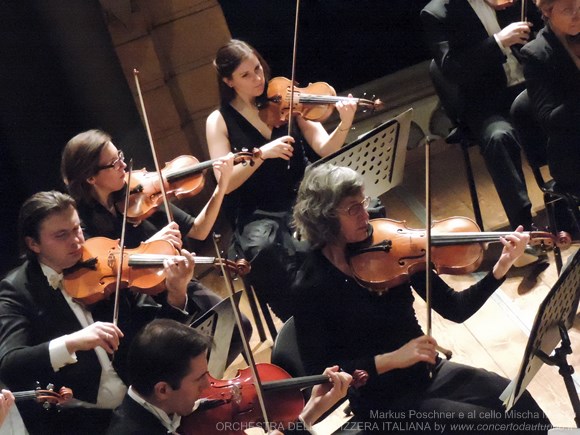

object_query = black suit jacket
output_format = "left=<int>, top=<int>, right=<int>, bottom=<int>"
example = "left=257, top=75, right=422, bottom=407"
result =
left=421, top=0, right=542, bottom=118
left=521, top=24, right=580, bottom=192
left=0, top=258, right=195, bottom=434
left=107, top=395, right=168, bottom=435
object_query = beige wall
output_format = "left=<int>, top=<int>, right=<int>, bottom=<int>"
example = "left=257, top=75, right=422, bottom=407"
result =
left=101, top=0, right=232, bottom=218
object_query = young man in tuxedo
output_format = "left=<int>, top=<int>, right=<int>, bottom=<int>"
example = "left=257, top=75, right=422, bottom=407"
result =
left=0, top=191, right=197, bottom=434
left=108, top=319, right=352, bottom=435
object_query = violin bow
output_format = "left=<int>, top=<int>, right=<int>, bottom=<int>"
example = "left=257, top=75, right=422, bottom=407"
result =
left=112, top=159, right=134, bottom=328
left=521, top=0, right=527, bottom=22
left=425, top=138, right=433, bottom=345
left=424, top=137, right=452, bottom=362
left=211, top=234, right=271, bottom=430
left=133, top=69, right=174, bottom=224
left=286, top=0, right=301, bottom=170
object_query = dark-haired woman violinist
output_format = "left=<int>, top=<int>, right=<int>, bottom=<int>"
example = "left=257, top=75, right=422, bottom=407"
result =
left=61, top=129, right=252, bottom=368
left=206, top=39, right=358, bottom=320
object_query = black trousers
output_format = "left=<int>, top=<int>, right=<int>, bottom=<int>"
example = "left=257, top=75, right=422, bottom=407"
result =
left=465, top=84, right=533, bottom=230
left=352, top=359, right=551, bottom=435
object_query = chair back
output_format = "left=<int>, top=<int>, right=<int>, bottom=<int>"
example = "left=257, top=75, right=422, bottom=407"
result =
left=270, top=316, right=306, bottom=378
left=510, top=90, right=548, bottom=169
left=428, top=59, right=464, bottom=125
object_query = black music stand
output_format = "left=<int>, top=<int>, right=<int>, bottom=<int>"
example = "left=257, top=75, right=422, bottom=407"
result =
left=501, top=249, right=580, bottom=426
left=190, top=291, right=242, bottom=379
left=312, top=108, right=413, bottom=198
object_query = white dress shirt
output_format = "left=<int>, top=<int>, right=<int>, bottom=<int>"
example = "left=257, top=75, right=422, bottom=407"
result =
left=468, top=0, right=525, bottom=86
left=41, top=263, right=127, bottom=409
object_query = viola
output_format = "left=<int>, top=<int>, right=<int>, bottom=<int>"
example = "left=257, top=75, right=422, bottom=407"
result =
left=347, top=217, right=572, bottom=293
left=14, top=383, right=73, bottom=410
left=260, top=76, right=382, bottom=128
left=179, top=363, right=368, bottom=435
left=120, top=149, right=261, bottom=222
left=62, top=237, right=250, bottom=305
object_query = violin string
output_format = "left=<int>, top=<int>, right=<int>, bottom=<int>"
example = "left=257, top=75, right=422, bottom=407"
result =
left=113, top=159, right=134, bottom=329
left=211, top=234, right=271, bottom=430
left=128, top=254, right=216, bottom=265
left=13, top=391, right=39, bottom=400
left=164, top=160, right=214, bottom=182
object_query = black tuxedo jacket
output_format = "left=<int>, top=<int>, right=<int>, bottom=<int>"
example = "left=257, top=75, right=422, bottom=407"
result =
left=421, top=0, right=542, bottom=116
left=107, top=395, right=168, bottom=435
left=521, top=24, right=580, bottom=191
left=0, top=258, right=195, bottom=434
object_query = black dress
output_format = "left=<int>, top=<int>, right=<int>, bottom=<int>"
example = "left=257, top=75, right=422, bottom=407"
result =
left=220, top=105, right=313, bottom=320
left=292, top=249, right=550, bottom=434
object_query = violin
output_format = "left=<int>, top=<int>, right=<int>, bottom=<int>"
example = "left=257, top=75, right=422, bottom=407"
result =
left=260, top=76, right=382, bottom=128
left=14, top=383, right=73, bottom=410
left=62, top=237, right=250, bottom=305
left=120, top=149, right=261, bottom=223
left=347, top=217, right=572, bottom=293
left=179, top=363, right=368, bottom=435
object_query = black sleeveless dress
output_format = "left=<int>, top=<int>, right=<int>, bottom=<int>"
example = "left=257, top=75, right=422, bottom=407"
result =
left=219, top=105, right=313, bottom=320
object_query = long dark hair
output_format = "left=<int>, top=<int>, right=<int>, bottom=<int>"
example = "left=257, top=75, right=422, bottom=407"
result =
left=213, top=39, right=271, bottom=106
left=61, top=129, right=110, bottom=206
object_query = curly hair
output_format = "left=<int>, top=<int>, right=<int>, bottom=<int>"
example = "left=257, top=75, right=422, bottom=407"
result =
left=535, top=0, right=556, bottom=9
left=535, top=0, right=559, bottom=18
left=293, top=164, right=363, bottom=248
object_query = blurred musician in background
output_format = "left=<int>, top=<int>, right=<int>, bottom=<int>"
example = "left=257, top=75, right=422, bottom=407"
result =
left=521, top=0, right=580, bottom=197
left=421, top=0, right=544, bottom=241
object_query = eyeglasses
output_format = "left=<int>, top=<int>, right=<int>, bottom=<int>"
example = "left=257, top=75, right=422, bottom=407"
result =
left=97, top=150, right=125, bottom=172
left=336, top=196, right=371, bottom=216
left=557, top=6, right=580, bottom=16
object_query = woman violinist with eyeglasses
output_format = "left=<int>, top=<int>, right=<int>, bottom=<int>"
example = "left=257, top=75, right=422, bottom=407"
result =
left=290, top=164, right=551, bottom=434
left=60, top=129, right=253, bottom=368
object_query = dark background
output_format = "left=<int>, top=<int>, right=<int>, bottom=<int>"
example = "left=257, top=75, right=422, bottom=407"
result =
left=219, top=0, right=431, bottom=92
left=0, top=1, right=431, bottom=275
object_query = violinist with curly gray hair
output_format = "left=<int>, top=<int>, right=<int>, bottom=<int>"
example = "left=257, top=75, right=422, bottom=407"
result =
left=290, top=163, right=551, bottom=433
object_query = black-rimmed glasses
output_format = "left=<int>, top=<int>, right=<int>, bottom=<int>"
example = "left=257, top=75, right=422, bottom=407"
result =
left=337, top=196, right=371, bottom=216
left=97, top=150, right=125, bottom=172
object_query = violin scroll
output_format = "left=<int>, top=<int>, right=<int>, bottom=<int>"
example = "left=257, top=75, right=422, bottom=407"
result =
left=528, top=230, right=572, bottom=251
left=232, top=148, right=262, bottom=167
left=13, top=383, right=74, bottom=410
left=218, top=258, right=251, bottom=276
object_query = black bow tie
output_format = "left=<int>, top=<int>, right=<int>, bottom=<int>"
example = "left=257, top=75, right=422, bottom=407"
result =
left=63, top=257, right=99, bottom=276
